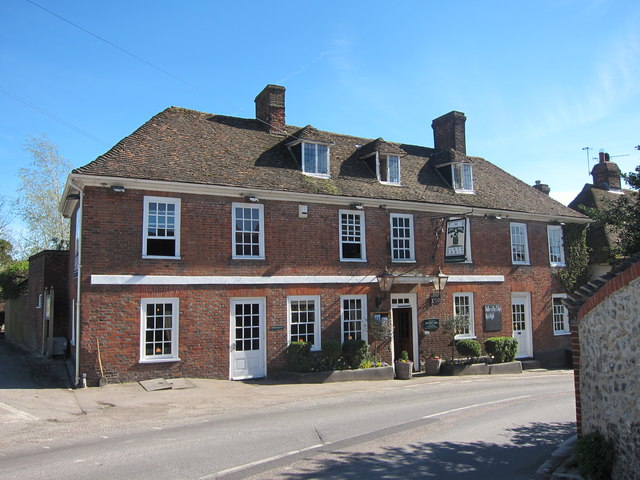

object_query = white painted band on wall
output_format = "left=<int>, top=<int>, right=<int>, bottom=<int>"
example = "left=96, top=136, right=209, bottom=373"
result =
left=91, top=274, right=504, bottom=286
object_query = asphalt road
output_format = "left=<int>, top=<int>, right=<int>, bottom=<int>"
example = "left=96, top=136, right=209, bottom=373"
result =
left=0, top=371, right=575, bottom=480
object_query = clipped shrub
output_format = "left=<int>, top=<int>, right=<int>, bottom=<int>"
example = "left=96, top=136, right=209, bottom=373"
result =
left=575, top=431, right=614, bottom=480
left=455, top=339, right=481, bottom=359
left=399, top=350, right=410, bottom=362
left=320, top=340, right=341, bottom=371
left=286, top=341, right=312, bottom=372
left=484, top=337, right=518, bottom=363
left=341, top=339, right=369, bottom=370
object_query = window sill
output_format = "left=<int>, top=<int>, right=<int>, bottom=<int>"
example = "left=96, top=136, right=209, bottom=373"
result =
left=302, top=172, right=330, bottom=179
left=232, top=256, right=266, bottom=261
left=512, top=262, right=530, bottom=266
left=553, top=332, right=570, bottom=336
left=392, top=259, right=416, bottom=264
left=139, top=357, right=181, bottom=364
left=340, top=258, right=367, bottom=263
left=454, top=335, right=477, bottom=340
left=550, top=263, right=566, bottom=268
left=143, top=255, right=182, bottom=260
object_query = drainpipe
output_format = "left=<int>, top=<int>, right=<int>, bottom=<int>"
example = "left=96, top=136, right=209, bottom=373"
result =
left=70, top=184, right=83, bottom=388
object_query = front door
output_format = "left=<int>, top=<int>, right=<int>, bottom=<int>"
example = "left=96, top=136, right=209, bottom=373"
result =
left=511, top=292, right=533, bottom=358
left=230, top=298, right=266, bottom=380
left=393, top=307, right=413, bottom=362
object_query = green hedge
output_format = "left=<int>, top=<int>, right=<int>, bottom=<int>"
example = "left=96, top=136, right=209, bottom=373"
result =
left=286, top=341, right=313, bottom=372
left=455, top=339, right=481, bottom=359
left=341, top=339, right=369, bottom=370
left=484, top=337, right=518, bottom=363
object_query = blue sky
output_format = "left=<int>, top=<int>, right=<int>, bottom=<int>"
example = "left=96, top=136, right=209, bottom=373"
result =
left=2, top=0, right=639, bottom=233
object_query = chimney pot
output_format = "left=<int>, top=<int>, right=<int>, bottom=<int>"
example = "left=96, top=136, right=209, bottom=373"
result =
left=255, top=84, right=285, bottom=135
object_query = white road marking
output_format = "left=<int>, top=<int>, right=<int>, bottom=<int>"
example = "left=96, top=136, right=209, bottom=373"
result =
left=200, top=444, right=325, bottom=479
left=0, top=402, right=38, bottom=422
left=422, top=395, right=531, bottom=419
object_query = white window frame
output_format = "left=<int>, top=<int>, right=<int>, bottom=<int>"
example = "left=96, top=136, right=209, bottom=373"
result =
left=339, top=210, right=367, bottom=262
left=232, top=203, right=265, bottom=260
left=390, top=213, right=415, bottom=262
left=452, top=163, right=474, bottom=193
left=340, top=295, right=368, bottom=343
left=380, top=154, right=401, bottom=184
left=510, top=222, right=530, bottom=265
left=453, top=292, right=475, bottom=339
left=302, top=142, right=330, bottom=177
left=547, top=225, right=566, bottom=267
left=143, top=196, right=181, bottom=259
left=287, top=295, right=321, bottom=351
left=140, top=298, right=180, bottom=363
left=552, top=294, right=570, bottom=335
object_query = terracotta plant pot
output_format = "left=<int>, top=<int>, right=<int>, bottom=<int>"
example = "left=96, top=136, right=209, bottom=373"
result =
left=395, top=361, right=413, bottom=380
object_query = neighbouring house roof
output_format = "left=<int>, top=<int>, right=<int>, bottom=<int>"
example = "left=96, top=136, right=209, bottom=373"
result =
left=71, top=106, right=586, bottom=220
left=569, top=184, right=636, bottom=263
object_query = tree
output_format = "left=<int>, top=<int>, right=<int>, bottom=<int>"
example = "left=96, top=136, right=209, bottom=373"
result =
left=0, top=239, right=13, bottom=267
left=586, top=164, right=640, bottom=260
left=14, top=135, right=70, bottom=254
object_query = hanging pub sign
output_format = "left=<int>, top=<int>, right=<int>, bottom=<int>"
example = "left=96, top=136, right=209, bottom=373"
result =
left=445, top=218, right=467, bottom=262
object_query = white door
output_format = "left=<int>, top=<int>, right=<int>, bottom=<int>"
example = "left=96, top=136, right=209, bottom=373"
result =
left=230, top=298, right=266, bottom=380
left=511, top=292, right=533, bottom=359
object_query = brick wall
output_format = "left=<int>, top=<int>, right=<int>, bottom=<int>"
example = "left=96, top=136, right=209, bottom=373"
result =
left=76, top=186, right=569, bottom=382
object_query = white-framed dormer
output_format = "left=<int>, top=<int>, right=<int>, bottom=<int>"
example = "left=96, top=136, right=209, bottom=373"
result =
left=286, top=137, right=331, bottom=178
left=379, top=154, right=401, bottom=185
left=436, top=162, right=474, bottom=193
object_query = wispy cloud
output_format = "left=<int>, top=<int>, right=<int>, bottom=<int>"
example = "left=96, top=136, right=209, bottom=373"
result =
left=525, top=24, right=640, bottom=139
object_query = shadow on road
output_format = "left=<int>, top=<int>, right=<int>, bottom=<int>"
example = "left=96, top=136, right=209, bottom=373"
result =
left=276, top=421, right=575, bottom=479
left=0, top=338, right=71, bottom=389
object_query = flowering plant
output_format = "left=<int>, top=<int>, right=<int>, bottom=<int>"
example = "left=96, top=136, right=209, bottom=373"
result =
left=397, top=350, right=412, bottom=363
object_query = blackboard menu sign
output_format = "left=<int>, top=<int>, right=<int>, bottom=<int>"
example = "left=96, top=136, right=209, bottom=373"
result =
left=422, top=318, right=440, bottom=331
left=484, top=304, right=502, bottom=332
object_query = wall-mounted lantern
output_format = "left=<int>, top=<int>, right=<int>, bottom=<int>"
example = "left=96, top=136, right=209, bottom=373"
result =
left=375, top=267, right=395, bottom=308
left=430, top=268, right=449, bottom=306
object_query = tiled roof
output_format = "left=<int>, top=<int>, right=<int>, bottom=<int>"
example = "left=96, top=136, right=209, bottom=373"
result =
left=74, top=106, right=586, bottom=219
left=568, top=185, right=636, bottom=262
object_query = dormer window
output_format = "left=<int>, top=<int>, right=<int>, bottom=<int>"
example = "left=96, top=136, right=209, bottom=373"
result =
left=380, top=155, right=401, bottom=184
left=302, top=142, right=329, bottom=176
left=437, top=162, right=474, bottom=193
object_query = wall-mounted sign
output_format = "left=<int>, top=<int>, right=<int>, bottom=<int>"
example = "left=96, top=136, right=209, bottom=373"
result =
left=484, top=304, right=502, bottom=332
left=270, top=325, right=285, bottom=331
left=422, top=318, right=440, bottom=331
left=445, top=218, right=467, bottom=262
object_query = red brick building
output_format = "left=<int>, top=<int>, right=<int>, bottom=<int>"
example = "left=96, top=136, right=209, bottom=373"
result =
left=60, top=84, right=588, bottom=385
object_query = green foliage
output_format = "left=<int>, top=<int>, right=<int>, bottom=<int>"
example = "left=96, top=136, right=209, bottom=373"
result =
left=443, top=315, right=470, bottom=360
left=0, top=260, right=29, bottom=300
left=341, top=339, right=369, bottom=369
left=0, top=238, right=13, bottom=267
left=399, top=350, right=409, bottom=362
left=583, top=163, right=640, bottom=260
left=320, top=340, right=341, bottom=371
left=15, top=135, right=70, bottom=255
left=576, top=431, right=614, bottom=480
left=484, top=337, right=518, bottom=363
left=285, top=341, right=313, bottom=372
left=455, top=339, right=481, bottom=359
left=557, top=223, right=591, bottom=292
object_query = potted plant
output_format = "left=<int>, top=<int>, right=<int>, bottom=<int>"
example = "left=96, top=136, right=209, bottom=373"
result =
left=424, top=353, right=442, bottom=375
left=395, top=350, right=413, bottom=380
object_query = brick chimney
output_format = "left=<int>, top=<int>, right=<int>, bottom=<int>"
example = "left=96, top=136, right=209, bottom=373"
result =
left=255, top=84, right=285, bottom=135
left=432, top=111, right=466, bottom=154
left=533, top=180, right=550, bottom=195
left=591, top=151, right=621, bottom=190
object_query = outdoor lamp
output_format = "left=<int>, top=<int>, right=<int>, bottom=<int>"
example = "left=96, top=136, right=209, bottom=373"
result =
left=375, top=268, right=395, bottom=307
left=429, top=268, right=449, bottom=306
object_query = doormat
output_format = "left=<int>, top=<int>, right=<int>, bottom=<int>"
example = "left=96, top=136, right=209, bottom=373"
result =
left=139, top=378, right=196, bottom=391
